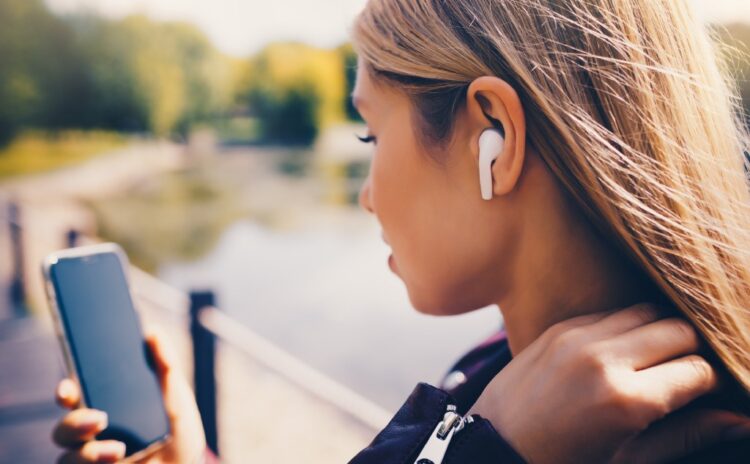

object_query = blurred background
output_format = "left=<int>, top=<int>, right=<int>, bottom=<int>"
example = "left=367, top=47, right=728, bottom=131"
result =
left=0, top=0, right=748, bottom=462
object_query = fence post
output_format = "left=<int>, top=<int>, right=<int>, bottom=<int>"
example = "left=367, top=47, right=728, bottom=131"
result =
left=189, top=291, right=219, bottom=456
left=8, top=201, right=26, bottom=316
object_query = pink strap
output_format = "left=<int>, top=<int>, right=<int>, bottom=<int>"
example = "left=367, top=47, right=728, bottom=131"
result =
left=203, top=448, right=220, bottom=464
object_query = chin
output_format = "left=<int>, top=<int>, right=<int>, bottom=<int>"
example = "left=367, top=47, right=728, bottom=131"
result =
left=406, top=288, right=485, bottom=316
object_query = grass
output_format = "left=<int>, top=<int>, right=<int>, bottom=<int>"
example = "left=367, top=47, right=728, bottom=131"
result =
left=0, top=130, right=127, bottom=179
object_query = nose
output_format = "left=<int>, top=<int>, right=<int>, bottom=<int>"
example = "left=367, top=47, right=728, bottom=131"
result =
left=358, top=174, right=374, bottom=214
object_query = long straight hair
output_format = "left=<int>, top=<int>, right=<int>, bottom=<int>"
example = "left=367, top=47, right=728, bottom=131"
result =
left=353, top=0, right=750, bottom=391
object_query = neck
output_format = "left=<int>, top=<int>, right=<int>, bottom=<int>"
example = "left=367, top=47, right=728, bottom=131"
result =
left=498, top=217, right=656, bottom=355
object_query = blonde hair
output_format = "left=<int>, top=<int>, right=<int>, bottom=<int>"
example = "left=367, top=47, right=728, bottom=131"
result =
left=353, top=0, right=750, bottom=392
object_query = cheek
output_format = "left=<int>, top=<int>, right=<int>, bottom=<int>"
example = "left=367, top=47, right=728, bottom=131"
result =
left=369, top=134, right=422, bottom=247
left=405, top=214, right=506, bottom=314
left=370, top=138, right=503, bottom=314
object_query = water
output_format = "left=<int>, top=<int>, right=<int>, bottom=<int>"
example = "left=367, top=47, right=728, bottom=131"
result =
left=159, top=211, right=501, bottom=410
left=84, top=138, right=504, bottom=411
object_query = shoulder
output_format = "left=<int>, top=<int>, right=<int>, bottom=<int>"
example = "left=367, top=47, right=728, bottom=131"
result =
left=673, top=439, right=750, bottom=463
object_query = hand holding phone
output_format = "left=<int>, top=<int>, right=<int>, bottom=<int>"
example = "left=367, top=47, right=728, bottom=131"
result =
left=44, top=244, right=205, bottom=463
left=53, top=332, right=206, bottom=463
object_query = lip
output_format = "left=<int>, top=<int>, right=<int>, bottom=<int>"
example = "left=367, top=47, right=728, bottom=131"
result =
left=381, top=231, right=390, bottom=246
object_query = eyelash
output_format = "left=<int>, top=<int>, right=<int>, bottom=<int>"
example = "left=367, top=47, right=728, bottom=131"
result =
left=356, top=134, right=377, bottom=145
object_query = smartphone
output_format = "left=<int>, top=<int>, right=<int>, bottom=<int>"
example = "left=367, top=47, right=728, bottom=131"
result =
left=42, top=243, right=170, bottom=459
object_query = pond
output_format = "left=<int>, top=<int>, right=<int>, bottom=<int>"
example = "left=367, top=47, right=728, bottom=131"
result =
left=93, top=139, right=501, bottom=411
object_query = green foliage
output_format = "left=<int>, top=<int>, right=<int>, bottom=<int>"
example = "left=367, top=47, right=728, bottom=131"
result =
left=0, top=1, right=233, bottom=147
left=716, top=23, right=750, bottom=128
left=67, top=15, right=150, bottom=133
left=0, top=0, right=748, bottom=156
left=338, top=43, right=362, bottom=122
left=0, top=0, right=88, bottom=144
left=68, top=15, right=233, bottom=137
left=248, top=78, right=320, bottom=145
left=241, top=43, right=347, bottom=146
left=166, top=22, right=234, bottom=136
left=0, top=0, right=359, bottom=150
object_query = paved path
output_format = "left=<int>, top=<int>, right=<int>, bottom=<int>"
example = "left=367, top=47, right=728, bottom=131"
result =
left=0, top=317, right=66, bottom=463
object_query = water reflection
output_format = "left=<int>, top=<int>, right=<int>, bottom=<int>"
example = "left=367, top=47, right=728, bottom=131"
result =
left=93, top=139, right=501, bottom=409
left=160, top=217, right=500, bottom=410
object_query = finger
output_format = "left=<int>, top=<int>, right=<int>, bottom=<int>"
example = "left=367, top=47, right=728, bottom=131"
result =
left=610, top=318, right=701, bottom=369
left=52, top=409, right=108, bottom=448
left=591, top=303, right=663, bottom=338
left=144, top=330, right=185, bottom=415
left=613, top=409, right=750, bottom=464
left=57, top=440, right=126, bottom=464
left=636, top=355, right=719, bottom=416
left=144, top=329, right=178, bottom=380
left=56, top=379, right=81, bottom=409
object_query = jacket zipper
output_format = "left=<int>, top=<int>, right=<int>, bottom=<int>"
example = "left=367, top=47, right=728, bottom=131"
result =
left=413, top=404, right=473, bottom=464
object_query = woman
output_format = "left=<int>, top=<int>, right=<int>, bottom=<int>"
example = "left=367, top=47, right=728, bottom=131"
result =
left=52, top=0, right=750, bottom=462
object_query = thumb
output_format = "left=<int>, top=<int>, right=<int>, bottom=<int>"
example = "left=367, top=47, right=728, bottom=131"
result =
left=613, top=408, right=750, bottom=464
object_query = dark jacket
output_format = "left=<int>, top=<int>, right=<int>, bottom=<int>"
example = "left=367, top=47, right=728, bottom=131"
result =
left=349, top=331, right=750, bottom=464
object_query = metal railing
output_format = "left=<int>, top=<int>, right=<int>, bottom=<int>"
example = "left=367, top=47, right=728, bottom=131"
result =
left=6, top=201, right=26, bottom=317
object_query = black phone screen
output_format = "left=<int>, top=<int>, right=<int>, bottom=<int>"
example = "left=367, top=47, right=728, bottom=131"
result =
left=49, top=251, right=170, bottom=455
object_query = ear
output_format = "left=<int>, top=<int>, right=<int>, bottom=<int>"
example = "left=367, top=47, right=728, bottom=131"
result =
left=465, top=76, right=526, bottom=196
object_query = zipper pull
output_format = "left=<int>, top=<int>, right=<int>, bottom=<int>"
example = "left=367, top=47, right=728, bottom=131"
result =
left=413, top=404, right=472, bottom=464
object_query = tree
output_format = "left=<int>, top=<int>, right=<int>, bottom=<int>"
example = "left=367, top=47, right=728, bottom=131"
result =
left=338, top=43, right=362, bottom=122
left=242, top=42, right=346, bottom=145
left=68, top=14, right=233, bottom=137
left=0, top=0, right=86, bottom=145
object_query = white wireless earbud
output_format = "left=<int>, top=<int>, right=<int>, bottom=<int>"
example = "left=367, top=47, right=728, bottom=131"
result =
left=478, top=128, right=504, bottom=200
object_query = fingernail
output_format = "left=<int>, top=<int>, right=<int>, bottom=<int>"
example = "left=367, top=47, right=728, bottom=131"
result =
left=96, top=441, right=126, bottom=461
left=57, top=380, right=74, bottom=399
left=722, top=423, right=750, bottom=441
